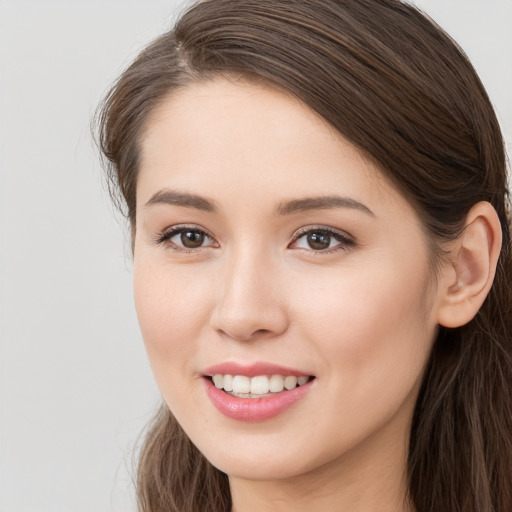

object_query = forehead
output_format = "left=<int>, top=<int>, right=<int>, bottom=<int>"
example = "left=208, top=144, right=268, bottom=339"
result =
left=137, top=78, right=409, bottom=218
left=141, top=77, right=350, bottom=165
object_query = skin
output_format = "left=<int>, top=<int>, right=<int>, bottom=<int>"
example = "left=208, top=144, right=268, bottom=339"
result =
left=132, top=78, right=483, bottom=512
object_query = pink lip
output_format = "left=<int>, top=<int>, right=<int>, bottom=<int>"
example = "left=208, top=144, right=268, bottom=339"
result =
left=202, top=376, right=315, bottom=422
left=202, top=361, right=311, bottom=378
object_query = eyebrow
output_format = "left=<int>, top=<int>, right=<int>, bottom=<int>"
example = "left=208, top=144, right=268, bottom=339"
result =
left=144, top=189, right=374, bottom=217
left=275, top=195, right=375, bottom=217
left=145, top=189, right=217, bottom=212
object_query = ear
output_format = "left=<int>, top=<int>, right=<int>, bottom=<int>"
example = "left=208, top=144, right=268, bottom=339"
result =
left=436, top=201, right=502, bottom=328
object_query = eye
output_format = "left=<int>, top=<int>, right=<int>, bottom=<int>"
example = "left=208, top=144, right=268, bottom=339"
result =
left=290, top=227, right=354, bottom=252
left=155, top=226, right=218, bottom=252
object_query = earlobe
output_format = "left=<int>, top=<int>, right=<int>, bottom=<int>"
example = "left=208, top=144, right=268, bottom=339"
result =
left=437, top=201, right=502, bottom=328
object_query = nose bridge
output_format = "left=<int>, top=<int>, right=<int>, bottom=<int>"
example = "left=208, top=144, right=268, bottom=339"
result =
left=211, top=241, right=288, bottom=341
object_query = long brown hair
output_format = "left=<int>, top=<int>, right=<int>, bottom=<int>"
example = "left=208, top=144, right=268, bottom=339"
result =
left=96, top=1, right=512, bottom=511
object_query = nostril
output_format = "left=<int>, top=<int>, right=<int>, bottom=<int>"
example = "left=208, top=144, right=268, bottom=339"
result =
left=216, top=327, right=273, bottom=342
left=209, top=285, right=289, bottom=341
left=253, top=328, right=272, bottom=337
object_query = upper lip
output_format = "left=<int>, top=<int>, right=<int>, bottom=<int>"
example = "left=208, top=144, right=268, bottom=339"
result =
left=202, top=362, right=313, bottom=378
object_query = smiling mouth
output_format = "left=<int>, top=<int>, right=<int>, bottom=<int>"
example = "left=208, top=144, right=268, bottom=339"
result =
left=208, top=374, right=315, bottom=398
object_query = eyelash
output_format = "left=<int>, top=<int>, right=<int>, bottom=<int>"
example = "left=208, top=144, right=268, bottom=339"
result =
left=289, top=226, right=355, bottom=254
left=154, top=225, right=355, bottom=254
left=153, top=225, right=218, bottom=253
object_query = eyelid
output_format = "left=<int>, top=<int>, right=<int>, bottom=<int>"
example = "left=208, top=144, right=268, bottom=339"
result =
left=153, top=223, right=354, bottom=254
left=289, top=225, right=355, bottom=252
left=154, top=224, right=219, bottom=251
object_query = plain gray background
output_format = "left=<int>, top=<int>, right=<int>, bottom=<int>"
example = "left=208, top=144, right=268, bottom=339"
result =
left=1, top=1, right=511, bottom=511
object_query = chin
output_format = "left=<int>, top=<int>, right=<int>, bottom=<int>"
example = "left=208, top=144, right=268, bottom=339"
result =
left=189, top=429, right=328, bottom=482
left=207, top=451, right=312, bottom=481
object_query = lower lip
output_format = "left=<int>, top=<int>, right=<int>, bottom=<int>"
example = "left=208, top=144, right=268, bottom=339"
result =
left=203, top=377, right=315, bottom=422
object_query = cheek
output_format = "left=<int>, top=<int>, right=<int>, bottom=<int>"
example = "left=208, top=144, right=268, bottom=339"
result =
left=293, top=252, right=436, bottom=396
left=133, top=256, right=213, bottom=376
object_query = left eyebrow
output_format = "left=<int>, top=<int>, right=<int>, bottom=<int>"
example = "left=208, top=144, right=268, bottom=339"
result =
left=144, top=189, right=217, bottom=212
left=275, top=195, right=375, bottom=217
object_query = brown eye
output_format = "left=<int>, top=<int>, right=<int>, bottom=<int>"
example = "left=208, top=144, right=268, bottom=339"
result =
left=291, top=227, right=355, bottom=252
left=181, top=230, right=205, bottom=248
left=155, top=226, right=217, bottom=251
left=307, top=232, right=331, bottom=250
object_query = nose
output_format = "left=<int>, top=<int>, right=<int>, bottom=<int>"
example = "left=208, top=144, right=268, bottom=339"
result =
left=209, top=248, right=289, bottom=342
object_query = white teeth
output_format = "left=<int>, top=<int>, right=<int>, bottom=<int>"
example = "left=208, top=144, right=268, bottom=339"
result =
left=212, top=374, right=224, bottom=389
left=284, top=376, right=298, bottom=390
left=223, top=374, right=233, bottom=392
left=211, top=374, right=311, bottom=395
left=251, top=375, right=270, bottom=395
left=232, top=375, right=251, bottom=394
left=269, top=374, right=284, bottom=392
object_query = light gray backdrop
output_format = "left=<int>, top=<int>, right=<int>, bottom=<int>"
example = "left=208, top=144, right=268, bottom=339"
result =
left=1, top=1, right=511, bottom=511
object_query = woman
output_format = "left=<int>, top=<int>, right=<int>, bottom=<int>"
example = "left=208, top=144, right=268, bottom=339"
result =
left=97, top=1, right=512, bottom=511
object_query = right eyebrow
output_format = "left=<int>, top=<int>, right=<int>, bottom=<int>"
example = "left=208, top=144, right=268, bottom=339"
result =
left=144, top=189, right=217, bottom=212
left=275, top=195, right=375, bottom=217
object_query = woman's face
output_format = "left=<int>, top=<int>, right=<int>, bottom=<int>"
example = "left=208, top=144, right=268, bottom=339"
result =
left=134, top=78, right=441, bottom=481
